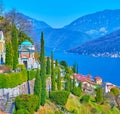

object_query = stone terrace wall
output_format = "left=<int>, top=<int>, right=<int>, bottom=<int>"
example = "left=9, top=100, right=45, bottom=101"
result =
left=0, top=79, right=35, bottom=111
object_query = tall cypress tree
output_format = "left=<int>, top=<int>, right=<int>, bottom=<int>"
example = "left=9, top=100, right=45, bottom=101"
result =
left=65, top=73, right=70, bottom=92
left=40, top=32, right=46, bottom=106
left=34, top=69, right=41, bottom=105
left=57, top=68, right=61, bottom=90
left=51, top=51, right=55, bottom=91
left=11, top=25, right=18, bottom=70
left=95, top=87, right=103, bottom=103
left=5, top=42, right=13, bottom=68
left=55, top=59, right=58, bottom=67
left=46, top=56, right=50, bottom=75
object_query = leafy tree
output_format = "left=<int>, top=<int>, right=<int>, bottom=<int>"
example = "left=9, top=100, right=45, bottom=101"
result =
left=5, top=9, right=32, bottom=33
left=60, top=60, right=67, bottom=68
left=50, top=91, right=70, bottom=105
left=57, top=68, right=61, bottom=90
left=18, top=32, right=33, bottom=45
left=0, top=17, right=11, bottom=38
left=40, top=32, right=46, bottom=106
left=51, top=51, right=55, bottom=91
left=34, top=69, right=41, bottom=105
left=80, top=94, right=90, bottom=103
left=110, top=87, right=120, bottom=107
left=46, top=56, right=51, bottom=75
left=72, top=82, right=82, bottom=97
left=95, top=87, right=103, bottom=104
left=5, top=42, right=13, bottom=68
left=11, top=25, right=18, bottom=70
left=110, top=87, right=120, bottom=96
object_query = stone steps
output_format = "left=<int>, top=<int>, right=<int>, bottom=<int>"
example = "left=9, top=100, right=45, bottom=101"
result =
left=5, top=101, right=15, bottom=114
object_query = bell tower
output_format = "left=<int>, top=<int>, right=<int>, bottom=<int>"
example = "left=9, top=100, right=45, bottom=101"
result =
left=0, top=31, right=5, bottom=65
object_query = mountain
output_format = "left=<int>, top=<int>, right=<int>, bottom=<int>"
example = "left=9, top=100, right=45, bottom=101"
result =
left=68, top=29, right=120, bottom=58
left=32, top=28, right=91, bottom=50
left=64, top=9, right=120, bottom=38
left=20, top=14, right=91, bottom=50
left=22, top=9, right=120, bottom=51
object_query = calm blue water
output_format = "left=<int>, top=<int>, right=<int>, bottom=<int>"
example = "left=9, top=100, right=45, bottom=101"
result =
left=46, top=50, right=120, bottom=86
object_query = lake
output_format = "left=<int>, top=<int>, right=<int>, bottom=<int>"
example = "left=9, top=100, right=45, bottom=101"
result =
left=46, top=50, right=120, bottom=86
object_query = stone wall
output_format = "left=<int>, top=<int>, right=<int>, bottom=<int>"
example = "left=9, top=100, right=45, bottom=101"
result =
left=0, top=79, right=35, bottom=111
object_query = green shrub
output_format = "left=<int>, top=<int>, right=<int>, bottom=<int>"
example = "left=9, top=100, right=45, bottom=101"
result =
left=72, top=87, right=82, bottom=97
left=28, top=69, right=37, bottom=80
left=50, top=90, right=70, bottom=105
left=55, top=110, right=63, bottom=114
left=15, top=109, right=29, bottom=114
left=15, top=94, right=39, bottom=114
left=0, top=70, right=27, bottom=88
left=17, top=64, right=26, bottom=70
left=80, top=94, right=90, bottom=103
left=0, top=69, right=37, bottom=88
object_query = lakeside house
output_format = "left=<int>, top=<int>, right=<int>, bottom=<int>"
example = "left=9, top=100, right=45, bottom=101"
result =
left=0, top=31, right=5, bottom=65
left=18, top=40, right=39, bottom=70
left=74, top=74, right=102, bottom=93
left=103, top=82, right=116, bottom=93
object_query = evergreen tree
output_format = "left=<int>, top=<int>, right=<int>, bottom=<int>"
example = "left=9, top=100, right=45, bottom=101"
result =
left=73, top=75, right=76, bottom=90
left=95, top=87, right=103, bottom=103
left=72, top=62, right=78, bottom=73
left=11, top=25, right=18, bottom=70
left=40, top=32, right=46, bottom=106
left=5, top=42, right=13, bottom=68
left=65, top=73, right=70, bottom=92
left=34, top=69, right=41, bottom=105
left=51, top=51, right=55, bottom=91
left=46, top=56, right=50, bottom=75
left=55, top=59, right=58, bottom=67
left=57, top=68, right=61, bottom=90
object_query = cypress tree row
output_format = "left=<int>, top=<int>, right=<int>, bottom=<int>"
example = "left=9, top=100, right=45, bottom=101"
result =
left=11, top=25, right=18, bottom=70
left=57, top=68, right=61, bottom=90
left=5, top=42, right=13, bottom=68
left=40, top=32, right=46, bottom=106
left=34, top=69, right=41, bottom=105
left=46, top=56, right=51, bottom=75
left=51, top=51, right=55, bottom=91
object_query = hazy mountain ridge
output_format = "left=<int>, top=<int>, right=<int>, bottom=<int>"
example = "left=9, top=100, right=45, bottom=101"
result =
left=21, top=9, right=120, bottom=51
left=19, top=13, right=91, bottom=50
left=64, top=9, right=120, bottom=38
left=68, top=29, right=120, bottom=58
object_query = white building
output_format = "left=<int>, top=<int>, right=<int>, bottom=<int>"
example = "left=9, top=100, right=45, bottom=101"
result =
left=0, top=31, right=5, bottom=65
left=18, top=40, right=39, bottom=70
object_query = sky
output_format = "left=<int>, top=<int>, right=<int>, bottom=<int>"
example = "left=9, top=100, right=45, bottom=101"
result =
left=2, top=0, right=120, bottom=28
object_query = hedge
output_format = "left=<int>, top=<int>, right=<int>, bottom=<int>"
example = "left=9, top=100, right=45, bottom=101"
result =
left=50, top=90, right=70, bottom=105
left=0, top=70, right=27, bottom=88
left=0, top=69, right=37, bottom=88
left=15, top=94, right=39, bottom=114
left=28, top=69, right=37, bottom=80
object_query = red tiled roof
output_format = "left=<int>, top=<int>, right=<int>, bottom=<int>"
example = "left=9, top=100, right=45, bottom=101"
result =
left=95, top=76, right=102, bottom=80
left=74, top=74, right=96, bottom=85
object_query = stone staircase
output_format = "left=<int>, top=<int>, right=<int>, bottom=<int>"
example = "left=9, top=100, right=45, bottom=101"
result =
left=5, top=101, right=15, bottom=114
